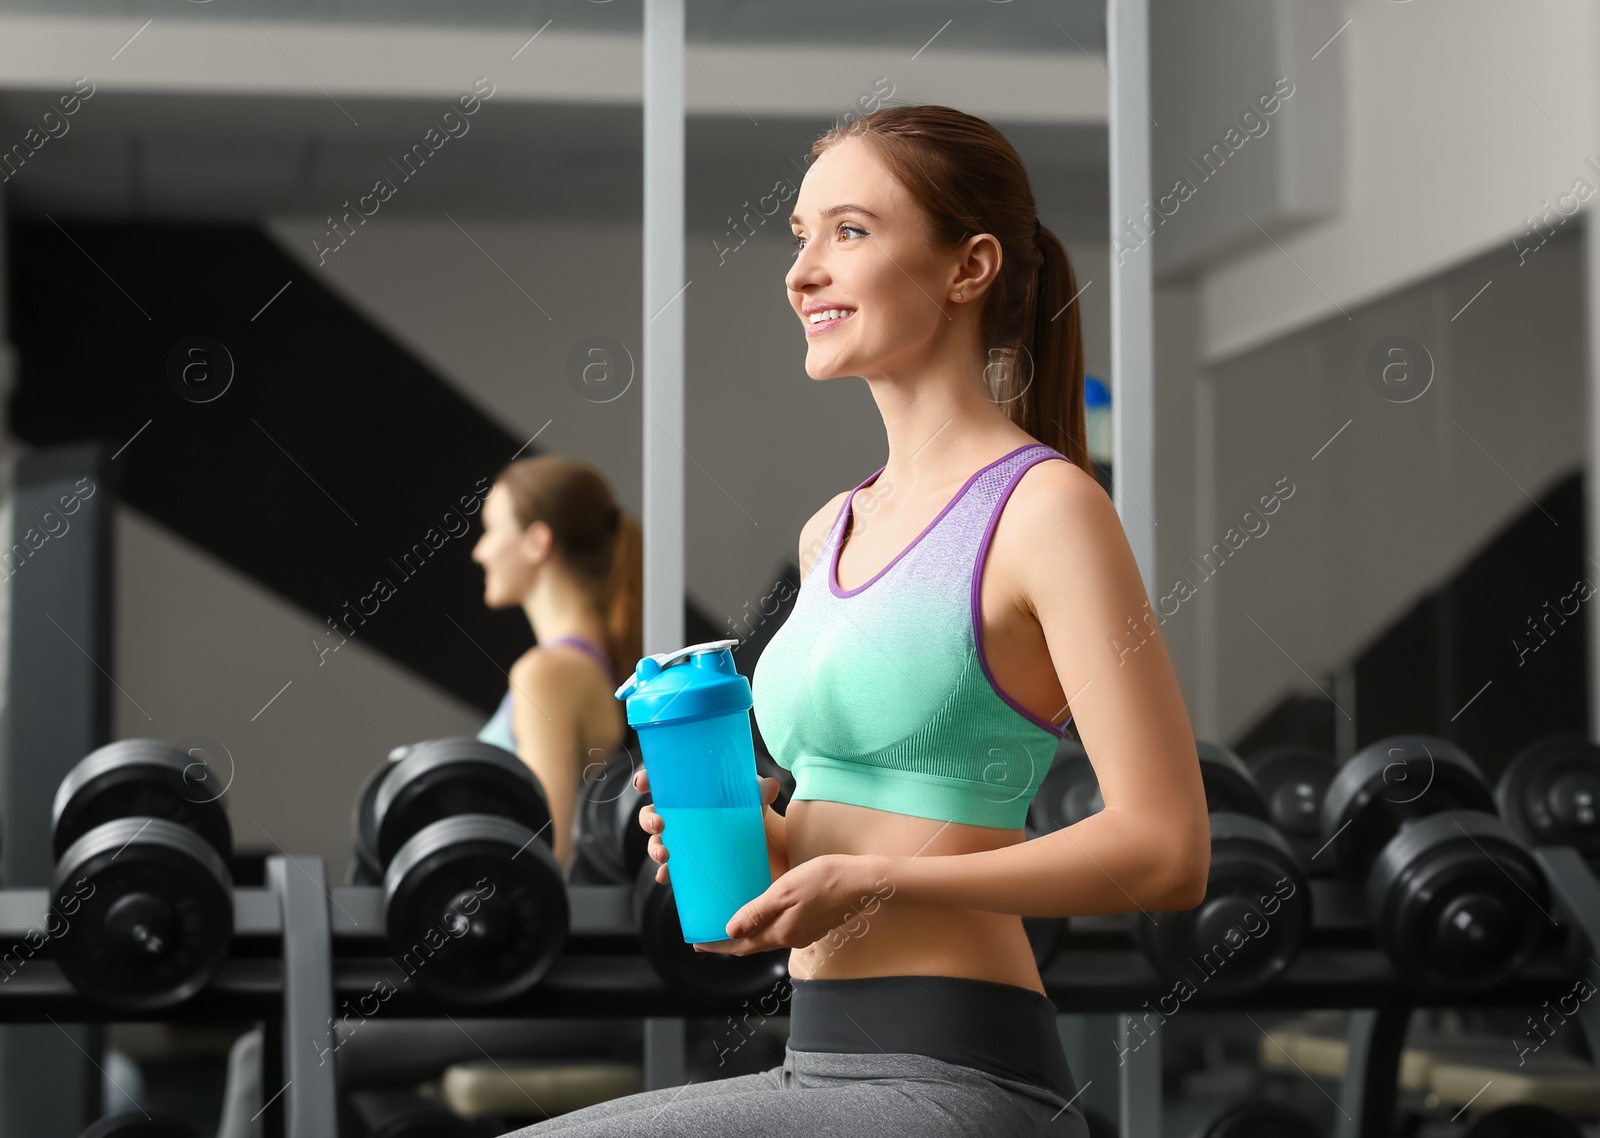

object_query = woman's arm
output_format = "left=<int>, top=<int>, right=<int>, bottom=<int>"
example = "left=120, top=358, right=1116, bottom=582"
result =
left=508, top=652, right=582, bottom=870
left=885, top=462, right=1209, bottom=914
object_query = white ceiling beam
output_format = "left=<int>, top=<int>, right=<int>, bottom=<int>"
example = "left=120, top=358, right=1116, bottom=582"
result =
left=0, top=15, right=1105, bottom=123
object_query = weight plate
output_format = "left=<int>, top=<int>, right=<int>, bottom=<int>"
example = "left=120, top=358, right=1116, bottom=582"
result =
left=1135, top=812, right=1309, bottom=997
left=1246, top=746, right=1337, bottom=846
left=1370, top=809, right=1549, bottom=992
left=350, top=759, right=394, bottom=884
left=384, top=814, right=569, bottom=1005
left=1461, top=1102, right=1582, bottom=1138
left=1495, top=736, right=1600, bottom=862
left=1029, top=740, right=1102, bottom=833
left=1320, top=735, right=1495, bottom=878
left=78, top=1111, right=198, bottom=1138
left=632, top=859, right=787, bottom=1002
left=1196, top=742, right=1269, bottom=820
left=346, top=1089, right=477, bottom=1138
left=1193, top=1100, right=1322, bottom=1138
left=374, top=738, right=553, bottom=868
left=53, top=740, right=232, bottom=863
left=575, top=747, right=647, bottom=885
left=53, top=817, right=233, bottom=1011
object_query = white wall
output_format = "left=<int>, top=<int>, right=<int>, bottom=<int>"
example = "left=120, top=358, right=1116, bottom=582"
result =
left=1199, top=0, right=1598, bottom=365
left=1188, top=230, right=1584, bottom=741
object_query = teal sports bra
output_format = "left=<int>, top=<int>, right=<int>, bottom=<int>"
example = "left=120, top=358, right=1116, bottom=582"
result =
left=751, top=443, right=1072, bottom=830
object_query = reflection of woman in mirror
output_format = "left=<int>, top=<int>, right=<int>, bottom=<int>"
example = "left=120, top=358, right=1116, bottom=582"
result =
left=471, top=456, right=641, bottom=872
left=506, top=105, right=1207, bottom=1137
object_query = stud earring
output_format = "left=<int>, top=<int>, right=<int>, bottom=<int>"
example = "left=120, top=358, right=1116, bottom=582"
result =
left=955, top=292, right=963, bottom=300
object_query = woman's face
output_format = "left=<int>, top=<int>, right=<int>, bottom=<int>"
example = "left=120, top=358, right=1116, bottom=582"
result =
left=786, top=136, right=953, bottom=382
left=471, top=484, right=542, bottom=608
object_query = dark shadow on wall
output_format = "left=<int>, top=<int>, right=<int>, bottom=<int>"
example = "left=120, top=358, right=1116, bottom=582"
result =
left=5, top=217, right=717, bottom=712
left=1235, top=470, right=1588, bottom=783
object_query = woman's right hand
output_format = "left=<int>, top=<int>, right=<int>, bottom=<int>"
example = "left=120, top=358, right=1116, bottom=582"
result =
left=634, top=767, right=783, bottom=886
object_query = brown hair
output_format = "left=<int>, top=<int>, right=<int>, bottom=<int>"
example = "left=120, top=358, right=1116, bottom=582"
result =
left=493, top=456, right=642, bottom=686
left=810, top=105, right=1090, bottom=475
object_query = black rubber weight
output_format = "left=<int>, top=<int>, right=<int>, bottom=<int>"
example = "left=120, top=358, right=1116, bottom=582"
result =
left=52, top=739, right=232, bottom=864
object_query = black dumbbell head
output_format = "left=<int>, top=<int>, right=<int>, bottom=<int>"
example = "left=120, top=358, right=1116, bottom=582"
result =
left=1191, top=1100, right=1323, bottom=1137
left=384, top=813, right=569, bottom=1005
left=1196, top=742, right=1270, bottom=820
left=374, top=738, right=553, bottom=868
left=1246, top=746, right=1337, bottom=858
left=349, top=758, right=396, bottom=886
left=1461, top=1103, right=1582, bottom=1138
left=53, top=817, right=233, bottom=1011
left=1495, top=736, right=1600, bottom=862
left=53, top=740, right=232, bottom=864
left=631, top=859, right=786, bottom=1002
left=1368, top=809, right=1550, bottom=992
left=1135, top=812, right=1310, bottom=997
left=574, top=747, right=648, bottom=885
left=1320, top=735, right=1495, bottom=878
left=78, top=1112, right=198, bottom=1138
left=1029, top=739, right=1102, bottom=833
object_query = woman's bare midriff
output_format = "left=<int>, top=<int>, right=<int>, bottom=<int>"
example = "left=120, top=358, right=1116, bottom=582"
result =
left=780, top=797, right=1046, bottom=995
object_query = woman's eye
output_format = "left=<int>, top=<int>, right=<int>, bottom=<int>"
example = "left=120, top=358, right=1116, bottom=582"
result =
left=791, top=223, right=868, bottom=256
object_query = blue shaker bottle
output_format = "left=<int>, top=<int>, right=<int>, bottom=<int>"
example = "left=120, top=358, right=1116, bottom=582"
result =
left=613, top=638, right=771, bottom=943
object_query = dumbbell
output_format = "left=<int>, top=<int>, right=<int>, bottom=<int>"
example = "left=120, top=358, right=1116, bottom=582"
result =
left=571, top=745, right=651, bottom=886
left=77, top=1113, right=197, bottom=1138
left=1186, top=1101, right=1323, bottom=1138
left=341, top=1089, right=476, bottom=1138
left=1244, top=746, right=1338, bottom=876
left=352, top=737, right=569, bottom=1004
left=574, top=746, right=794, bottom=886
left=348, top=747, right=402, bottom=886
left=50, top=739, right=234, bottom=1011
left=1461, top=1102, right=1583, bottom=1138
left=631, top=857, right=788, bottom=1002
left=1319, top=734, right=1549, bottom=991
left=1494, top=736, right=1600, bottom=867
left=1030, top=739, right=1311, bottom=995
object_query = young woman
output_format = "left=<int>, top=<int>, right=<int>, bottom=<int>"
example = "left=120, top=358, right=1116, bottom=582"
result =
left=504, top=105, right=1208, bottom=1137
left=472, top=455, right=642, bottom=871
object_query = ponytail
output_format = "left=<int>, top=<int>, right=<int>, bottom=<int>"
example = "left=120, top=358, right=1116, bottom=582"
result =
left=602, top=510, right=643, bottom=687
left=1020, top=225, right=1090, bottom=477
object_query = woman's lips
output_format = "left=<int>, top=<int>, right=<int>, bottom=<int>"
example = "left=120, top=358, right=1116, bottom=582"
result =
left=805, top=309, right=856, bottom=338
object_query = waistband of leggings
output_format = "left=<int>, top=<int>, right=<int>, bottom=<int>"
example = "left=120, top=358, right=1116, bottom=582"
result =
left=786, top=974, right=1076, bottom=1100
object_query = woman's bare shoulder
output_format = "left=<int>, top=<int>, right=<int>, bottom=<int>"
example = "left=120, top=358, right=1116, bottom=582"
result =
left=796, top=489, right=852, bottom=576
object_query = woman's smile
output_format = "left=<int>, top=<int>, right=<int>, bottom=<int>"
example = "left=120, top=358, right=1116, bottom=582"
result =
left=805, top=308, right=857, bottom=338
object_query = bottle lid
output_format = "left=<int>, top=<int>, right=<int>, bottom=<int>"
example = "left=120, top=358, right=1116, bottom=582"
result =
left=613, top=638, right=750, bottom=726
left=1084, top=376, right=1110, bottom=408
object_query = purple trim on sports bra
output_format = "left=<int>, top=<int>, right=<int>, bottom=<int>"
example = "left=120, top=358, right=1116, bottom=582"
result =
left=971, top=447, right=1073, bottom=738
left=543, top=634, right=612, bottom=677
left=829, top=443, right=1040, bottom=599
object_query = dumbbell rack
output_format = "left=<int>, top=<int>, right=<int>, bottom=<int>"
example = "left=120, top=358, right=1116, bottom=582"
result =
left=0, top=850, right=1596, bottom=1138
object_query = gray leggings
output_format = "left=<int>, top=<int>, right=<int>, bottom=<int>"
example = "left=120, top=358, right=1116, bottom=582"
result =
left=498, top=1046, right=1091, bottom=1137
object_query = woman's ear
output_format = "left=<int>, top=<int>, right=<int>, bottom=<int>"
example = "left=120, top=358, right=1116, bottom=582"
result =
left=519, top=519, right=554, bottom=565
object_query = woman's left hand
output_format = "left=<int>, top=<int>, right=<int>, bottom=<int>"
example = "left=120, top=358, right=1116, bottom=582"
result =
left=695, top=853, right=887, bottom=956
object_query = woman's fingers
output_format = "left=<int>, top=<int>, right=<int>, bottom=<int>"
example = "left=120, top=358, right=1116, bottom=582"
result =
left=633, top=765, right=670, bottom=882
left=758, top=775, right=779, bottom=807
